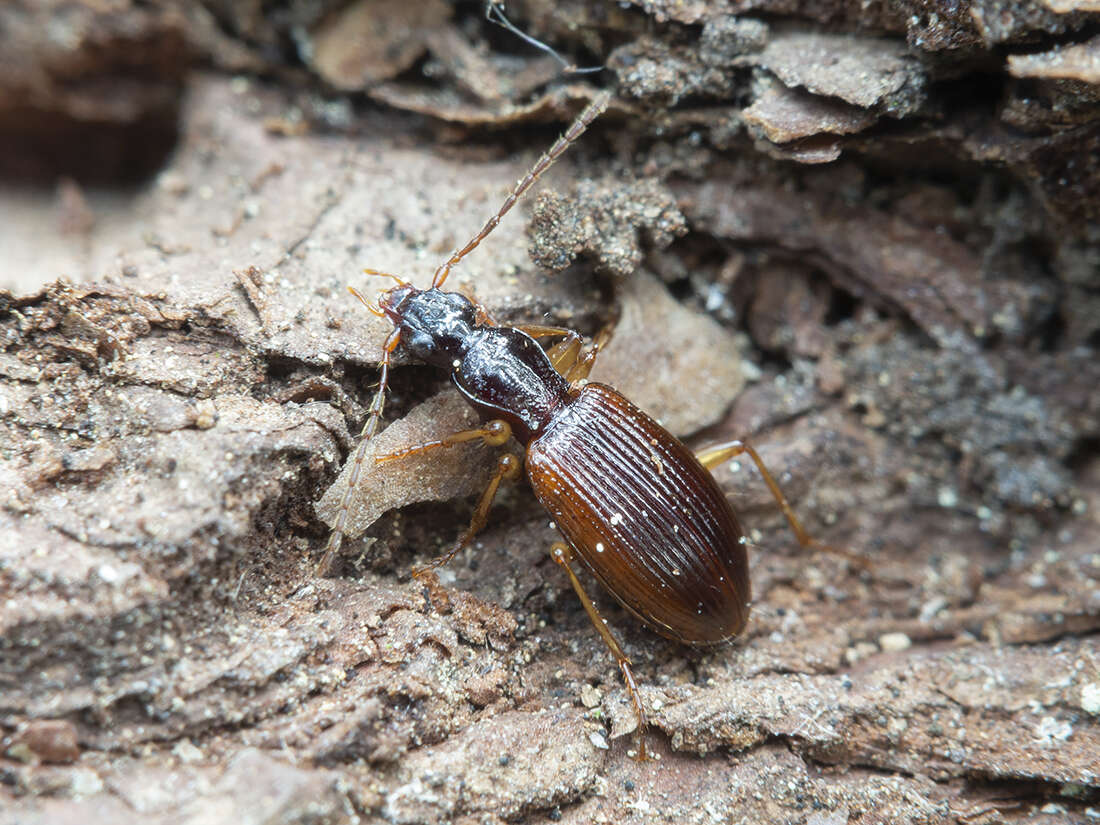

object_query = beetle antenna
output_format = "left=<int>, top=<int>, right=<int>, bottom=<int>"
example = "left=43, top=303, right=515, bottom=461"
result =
left=363, top=268, right=409, bottom=287
left=485, top=1, right=604, bottom=75
left=432, top=89, right=612, bottom=288
left=317, top=325, right=402, bottom=575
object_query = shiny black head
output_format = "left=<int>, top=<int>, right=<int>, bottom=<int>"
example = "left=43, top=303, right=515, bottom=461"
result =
left=379, top=286, right=478, bottom=368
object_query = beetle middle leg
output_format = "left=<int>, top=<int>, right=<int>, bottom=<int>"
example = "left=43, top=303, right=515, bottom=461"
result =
left=696, top=438, right=863, bottom=565
left=412, top=451, right=523, bottom=577
left=550, top=541, right=651, bottom=761
left=374, top=419, right=514, bottom=464
left=370, top=418, right=523, bottom=576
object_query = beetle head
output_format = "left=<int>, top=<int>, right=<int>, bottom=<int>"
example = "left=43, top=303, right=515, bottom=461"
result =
left=382, top=287, right=477, bottom=368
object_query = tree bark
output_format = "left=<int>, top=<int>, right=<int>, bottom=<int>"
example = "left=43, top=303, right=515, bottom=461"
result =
left=1, top=2, right=1098, bottom=823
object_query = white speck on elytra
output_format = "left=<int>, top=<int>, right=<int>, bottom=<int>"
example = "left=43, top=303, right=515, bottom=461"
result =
left=595, top=542, right=605, bottom=553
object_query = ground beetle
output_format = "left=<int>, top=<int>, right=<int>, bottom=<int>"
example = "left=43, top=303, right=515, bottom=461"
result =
left=320, top=92, right=837, bottom=758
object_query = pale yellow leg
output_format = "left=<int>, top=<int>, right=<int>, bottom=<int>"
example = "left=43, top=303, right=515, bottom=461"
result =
left=513, top=324, right=576, bottom=340
left=550, top=541, right=651, bottom=761
left=512, top=324, right=614, bottom=382
left=413, top=452, right=522, bottom=577
left=513, top=325, right=585, bottom=375
left=565, top=327, right=612, bottom=383
left=697, top=438, right=866, bottom=566
left=374, top=419, right=513, bottom=464
left=548, top=335, right=584, bottom=374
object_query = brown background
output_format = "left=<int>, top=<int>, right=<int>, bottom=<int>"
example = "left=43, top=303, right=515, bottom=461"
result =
left=1, top=1, right=1098, bottom=823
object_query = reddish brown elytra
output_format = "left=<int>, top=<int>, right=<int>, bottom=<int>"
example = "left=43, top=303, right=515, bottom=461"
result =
left=320, top=91, right=839, bottom=759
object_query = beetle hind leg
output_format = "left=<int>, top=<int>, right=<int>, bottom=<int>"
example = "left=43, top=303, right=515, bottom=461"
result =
left=550, top=541, right=651, bottom=761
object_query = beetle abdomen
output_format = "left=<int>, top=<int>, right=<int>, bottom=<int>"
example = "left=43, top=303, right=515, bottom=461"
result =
left=526, top=383, right=750, bottom=645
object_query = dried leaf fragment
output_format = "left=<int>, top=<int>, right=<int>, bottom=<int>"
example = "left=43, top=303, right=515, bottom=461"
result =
left=316, top=391, right=496, bottom=540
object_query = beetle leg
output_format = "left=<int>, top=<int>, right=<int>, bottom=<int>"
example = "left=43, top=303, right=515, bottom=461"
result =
left=374, top=419, right=513, bottom=464
left=512, top=325, right=586, bottom=375
left=473, top=301, right=499, bottom=326
left=513, top=324, right=575, bottom=339
left=550, top=541, right=651, bottom=761
left=412, top=452, right=523, bottom=577
left=564, top=326, right=613, bottom=384
left=362, top=267, right=409, bottom=287
left=512, top=325, right=612, bottom=381
left=318, top=326, right=402, bottom=576
left=695, top=438, right=866, bottom=567
left=548, top=333, right=584, bottom=374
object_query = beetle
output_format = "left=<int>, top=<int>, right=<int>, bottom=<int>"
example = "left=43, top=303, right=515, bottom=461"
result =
left=319, top=91, right=838, bottom=758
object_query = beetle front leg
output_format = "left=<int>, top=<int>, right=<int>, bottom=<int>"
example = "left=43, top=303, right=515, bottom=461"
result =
left=513, top=323, right=576, bottom=340
left=512, top=325, right=613, bottom=383
left=513, top=325, right=585, bottom=376
left=412, top=451, right=523, bottom=577
left=549, top=541, right=651, bottom=761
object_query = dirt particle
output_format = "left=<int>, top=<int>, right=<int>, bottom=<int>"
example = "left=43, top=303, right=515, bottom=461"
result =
left=8, top=720, right=80, bottom=764
left=879, top=632, right=912, bottom=653
left=1081, top=682, right=1100, bottom=715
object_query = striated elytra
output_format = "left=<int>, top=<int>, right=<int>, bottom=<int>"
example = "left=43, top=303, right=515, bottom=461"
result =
left=527, top=382, right=751, bottom=645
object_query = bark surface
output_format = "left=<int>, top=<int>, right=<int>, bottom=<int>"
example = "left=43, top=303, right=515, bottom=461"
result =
left=2, top=2, right=1099, bottom=824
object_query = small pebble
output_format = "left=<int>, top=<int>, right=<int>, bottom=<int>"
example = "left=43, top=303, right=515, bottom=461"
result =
left=173, top=739, right=203, bottom=764
left=1081, top=682, right=1100, bottom=715
left=879, top=632, right=912, bottom=653
left=580, top=684, right=602, bottom=709
left=193, top=399, right=218, bottom=430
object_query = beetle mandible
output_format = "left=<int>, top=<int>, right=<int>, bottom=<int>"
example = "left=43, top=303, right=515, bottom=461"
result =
left=319, top=91, right=838, bottom=759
